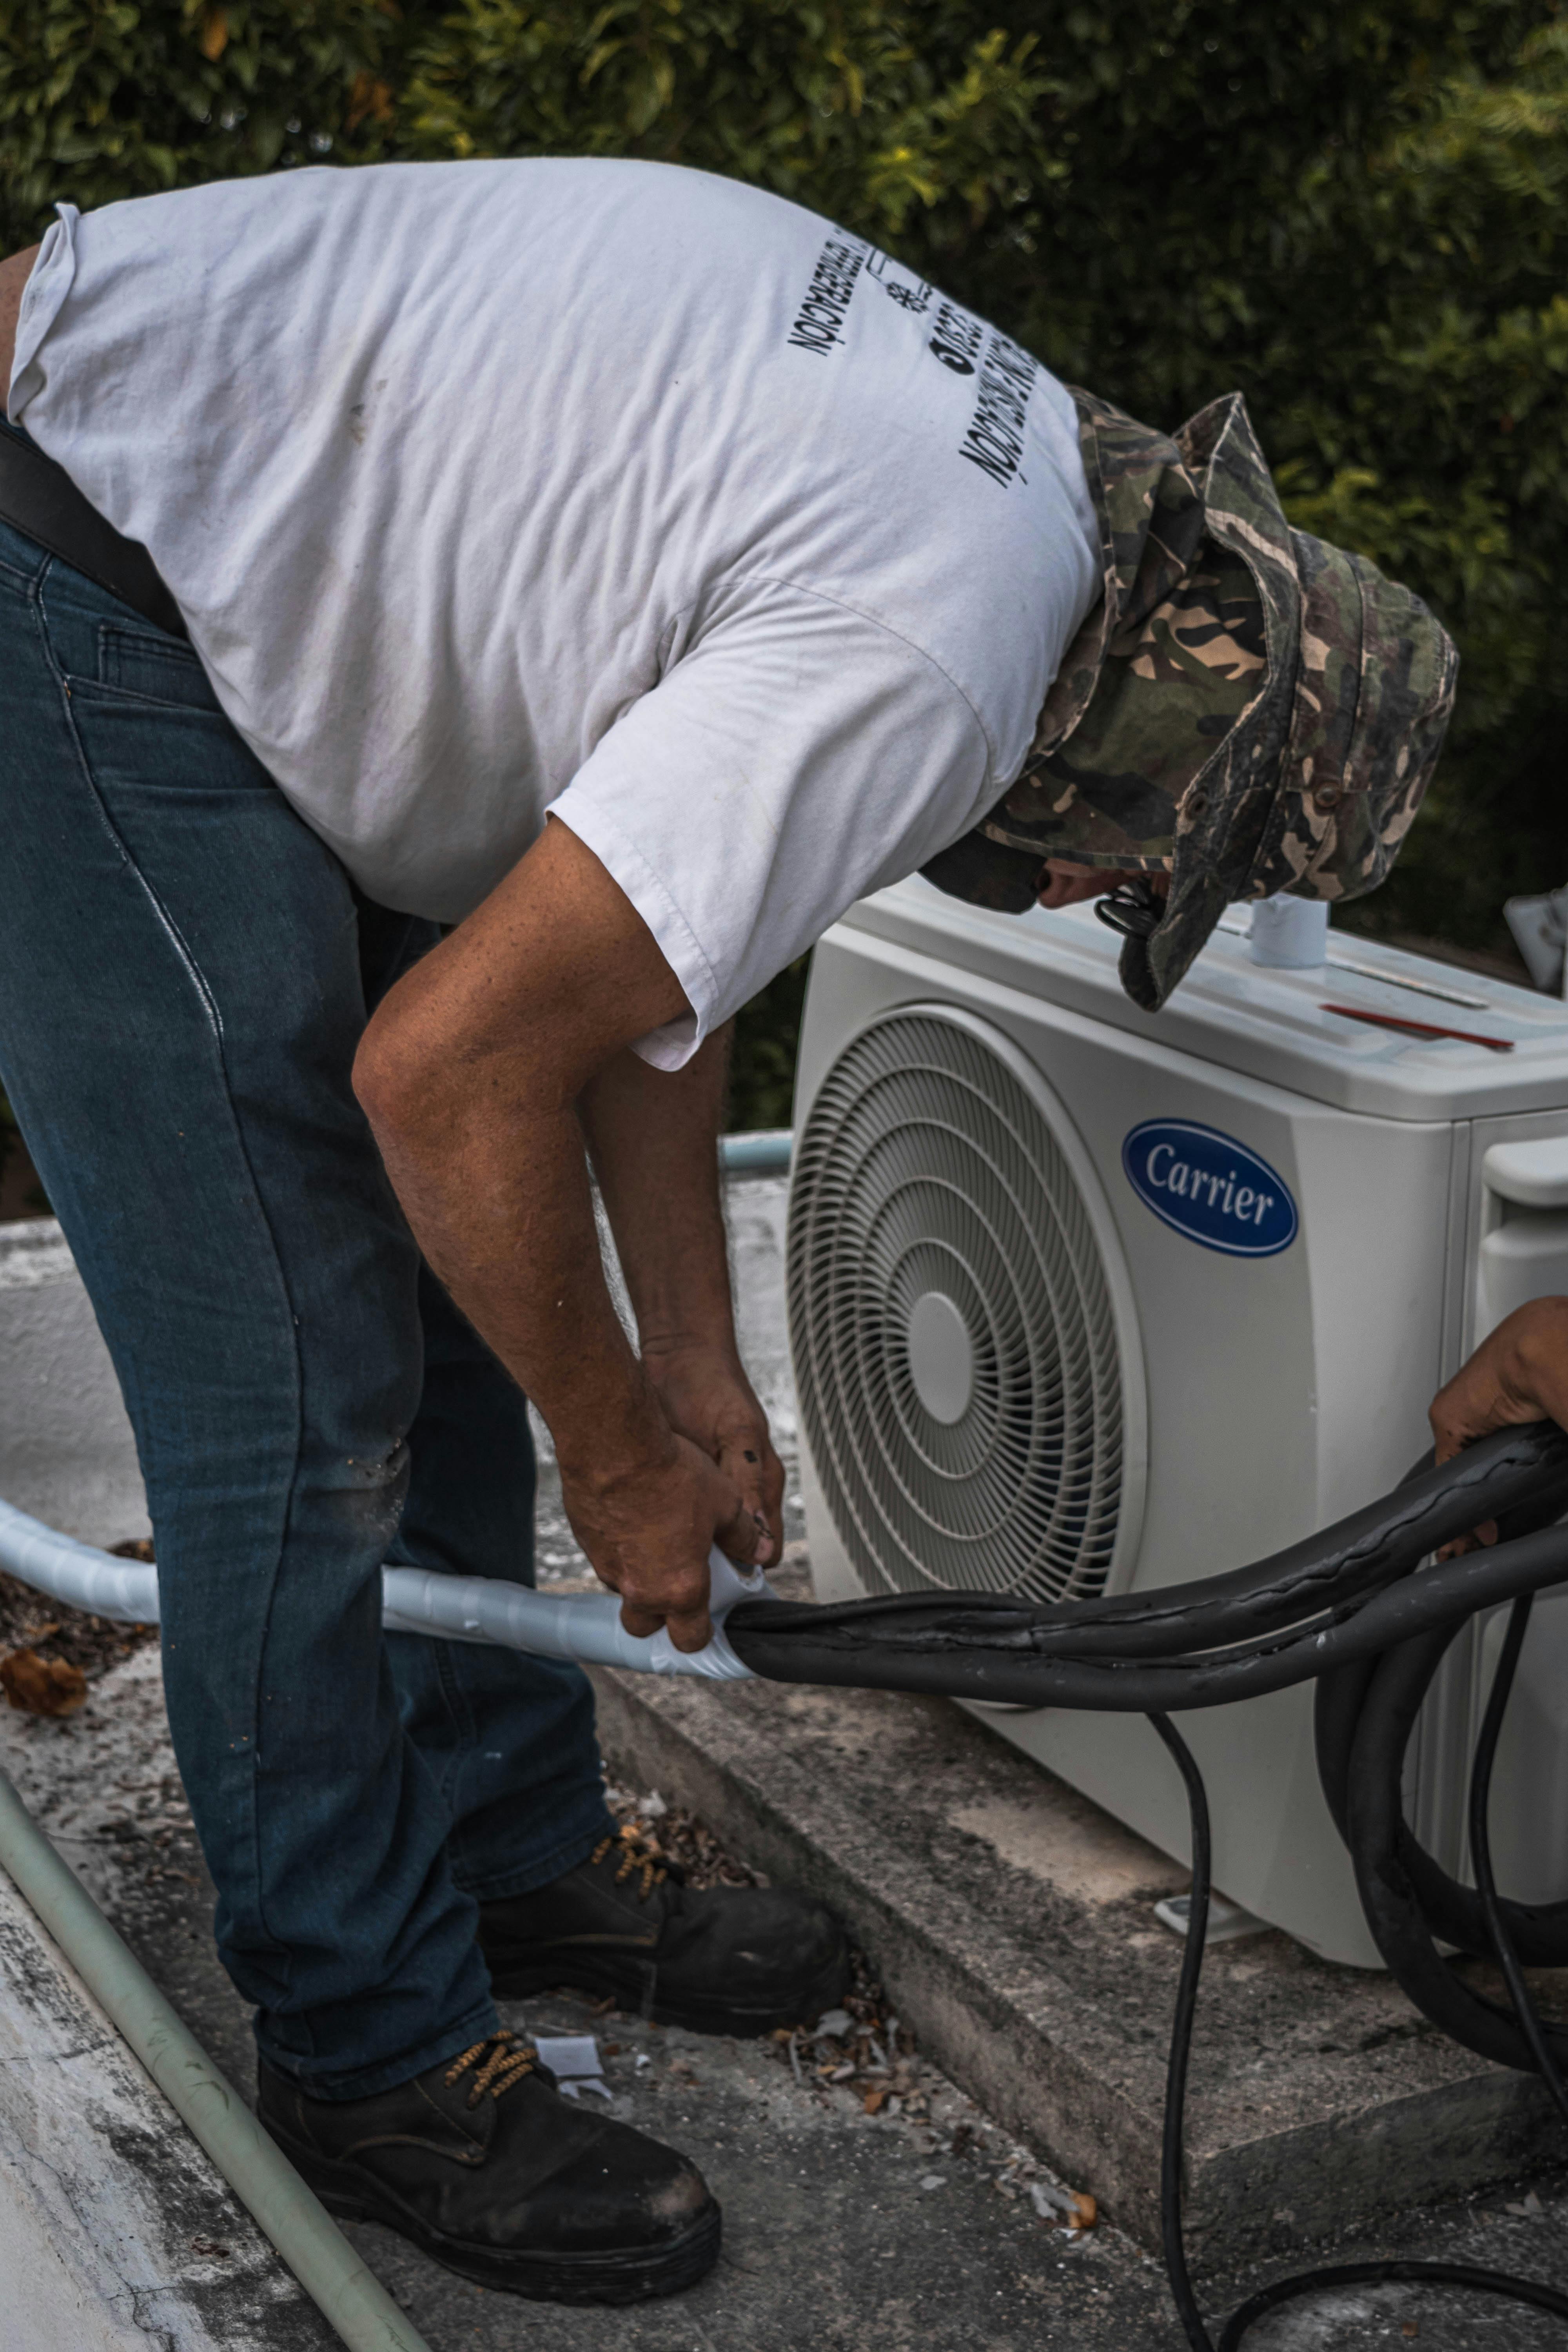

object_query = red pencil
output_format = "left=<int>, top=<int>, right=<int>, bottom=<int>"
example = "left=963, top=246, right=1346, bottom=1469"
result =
left=1320, top=1003, right=1514, bottom=1053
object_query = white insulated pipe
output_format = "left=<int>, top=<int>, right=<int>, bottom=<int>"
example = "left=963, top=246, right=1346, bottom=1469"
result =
left=0, top=1494, right=162, bottom=1620
left=0, top=1493, right=769, bottom=1679
left=380, top=1550, right=769, bottom=1676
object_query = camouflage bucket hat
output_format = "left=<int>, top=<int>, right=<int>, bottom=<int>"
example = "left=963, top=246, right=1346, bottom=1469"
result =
left=921, top=389, right=1459, bottom=1012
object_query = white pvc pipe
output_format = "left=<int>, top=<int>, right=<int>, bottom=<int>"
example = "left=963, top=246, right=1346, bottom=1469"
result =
left=0, top=1493, right=768, bottom=1679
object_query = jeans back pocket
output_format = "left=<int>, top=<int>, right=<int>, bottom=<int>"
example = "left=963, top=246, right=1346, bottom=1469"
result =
left=98, top=622, right=218, bottom=712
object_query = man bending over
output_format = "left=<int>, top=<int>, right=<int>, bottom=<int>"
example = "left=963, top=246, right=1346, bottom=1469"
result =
left=0, top=156, right=1454, bottom=2301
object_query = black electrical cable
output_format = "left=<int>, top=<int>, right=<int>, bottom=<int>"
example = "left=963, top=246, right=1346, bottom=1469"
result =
left=730, top=1520, right=1568, bottom=1713
left=1156, top=1700, right=1568, bottom=2349
left=724, top=1421, right=1568, bottom=2341
left=1468, top=1596, right=1568, bottom=2109
left=1146, top=1713, right=1215, bottom=2351
left=727, top=1424, right=1568, bottom=1716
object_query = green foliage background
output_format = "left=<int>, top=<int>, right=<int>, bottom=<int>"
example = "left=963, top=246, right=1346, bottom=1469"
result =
left=2, top=0, right=1565, bottom=1131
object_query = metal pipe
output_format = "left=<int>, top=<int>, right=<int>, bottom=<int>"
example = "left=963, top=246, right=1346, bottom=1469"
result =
left=718, top=1128, right=792, bottom=1176
left=0, top=1766, right=433, bottom=2352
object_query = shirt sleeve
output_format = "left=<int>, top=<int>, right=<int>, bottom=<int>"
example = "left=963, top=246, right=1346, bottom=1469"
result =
left=548, top=578, right=995, bottom=1069
left=7, top=207, right=78, bottom=418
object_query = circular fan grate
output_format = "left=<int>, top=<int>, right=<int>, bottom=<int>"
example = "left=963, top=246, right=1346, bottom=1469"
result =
left=788, top=1009, right=1132, bottom=1605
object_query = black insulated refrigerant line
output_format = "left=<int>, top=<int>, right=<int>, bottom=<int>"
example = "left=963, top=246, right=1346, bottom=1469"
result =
left=725, top=1421, right=1568, bottom=2349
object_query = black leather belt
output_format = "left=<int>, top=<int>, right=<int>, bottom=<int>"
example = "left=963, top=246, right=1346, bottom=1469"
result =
left=0, top=423, right=186, bottom=639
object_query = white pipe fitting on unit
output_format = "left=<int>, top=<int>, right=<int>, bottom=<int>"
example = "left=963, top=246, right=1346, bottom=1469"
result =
left=0, top=1492, right=769, bottom=1679
left=1248, top=895, right=1330, bottom=968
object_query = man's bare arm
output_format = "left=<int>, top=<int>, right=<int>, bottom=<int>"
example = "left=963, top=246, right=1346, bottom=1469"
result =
left=354, top=817, right=759, bottom=1648
left=1, top=247, right=42, bottom=407
left=581, top=1033, right=785, bottom=1561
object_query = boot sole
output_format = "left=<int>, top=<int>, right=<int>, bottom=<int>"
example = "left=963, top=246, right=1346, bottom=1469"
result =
left=485, top=1940, right=852, bottom=2035
left=267, top=2128, right=722, bottom=2304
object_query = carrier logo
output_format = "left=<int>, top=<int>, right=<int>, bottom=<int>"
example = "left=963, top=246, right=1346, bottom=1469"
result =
left=1122, top=1120, right=1298, bottom=1258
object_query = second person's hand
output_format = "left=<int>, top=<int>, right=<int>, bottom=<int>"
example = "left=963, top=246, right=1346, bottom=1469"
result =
left=1428, top=1296, right=1568, bottom=1552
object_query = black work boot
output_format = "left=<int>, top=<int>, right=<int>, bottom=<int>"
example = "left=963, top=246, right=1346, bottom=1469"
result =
left=258, top=2030, right=719, bottom=2303
left=478, top=1822, right=851, bottom=2032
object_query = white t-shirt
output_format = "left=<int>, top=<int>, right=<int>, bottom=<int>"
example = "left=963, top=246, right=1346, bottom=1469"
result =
left=9, top=160, right=1099, bottom=1066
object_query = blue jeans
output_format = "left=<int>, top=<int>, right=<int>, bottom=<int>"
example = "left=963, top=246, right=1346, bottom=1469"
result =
left=0, top=466, right=612, bottom=2096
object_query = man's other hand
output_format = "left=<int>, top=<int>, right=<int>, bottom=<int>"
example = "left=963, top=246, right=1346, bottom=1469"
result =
left=644, top=1344, right=784, bottom=1568
left=1429, top=1296, right=1568, bottom=1552
left=562, top=1432, right=766, bottom=1652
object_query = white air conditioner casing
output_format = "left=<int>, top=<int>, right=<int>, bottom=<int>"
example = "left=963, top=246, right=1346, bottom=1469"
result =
left=788, top=880, right=1568, bottom=1966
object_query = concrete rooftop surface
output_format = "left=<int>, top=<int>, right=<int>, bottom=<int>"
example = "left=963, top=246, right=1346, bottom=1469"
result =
left=3, top=1180, right=1568, bottom=2348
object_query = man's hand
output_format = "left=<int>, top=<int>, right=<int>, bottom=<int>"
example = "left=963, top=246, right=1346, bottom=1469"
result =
left=1429, top=1296, right=1568, bottom=1551
left=562, top=1430, right=767, bottom=1649
left=644, top=1343, right=784, bottom=1567
left=575, top=1011, right=784, bottom=1633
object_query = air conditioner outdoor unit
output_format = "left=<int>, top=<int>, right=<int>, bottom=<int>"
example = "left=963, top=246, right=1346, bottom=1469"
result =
left=786, top=877, right=1568, bottom=1966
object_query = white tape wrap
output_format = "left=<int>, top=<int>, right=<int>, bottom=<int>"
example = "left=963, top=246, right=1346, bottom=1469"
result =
left=0, top=1496, right=771, bottom=1679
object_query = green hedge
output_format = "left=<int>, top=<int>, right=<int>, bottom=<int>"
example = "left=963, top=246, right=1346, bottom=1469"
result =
left=3, top=1, right=1566, bottom=1132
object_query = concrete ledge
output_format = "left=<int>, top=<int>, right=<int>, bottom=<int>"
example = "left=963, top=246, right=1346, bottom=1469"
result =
left=0, top=1856, right=332, bottom=2350
left=590, top=1581, right=1568, bottom=2267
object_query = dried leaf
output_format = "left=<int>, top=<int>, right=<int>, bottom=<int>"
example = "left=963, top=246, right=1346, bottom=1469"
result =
left=198, top=7, right=228, bottom=61
left=862, top=2085, right=889, bottom=2115
left=345, top=73, right=394, bottom=133
left=1, top=1648, right=88, bottom=1717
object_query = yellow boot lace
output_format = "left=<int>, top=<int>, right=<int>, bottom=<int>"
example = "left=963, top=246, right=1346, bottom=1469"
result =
left=590, top=1821, right=670, bottom=1903
left=443, top=2030, right=538, bottom=2107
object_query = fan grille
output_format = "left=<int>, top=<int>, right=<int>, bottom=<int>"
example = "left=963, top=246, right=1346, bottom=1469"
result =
left=788, top=1011, right=1127, bottom=1604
